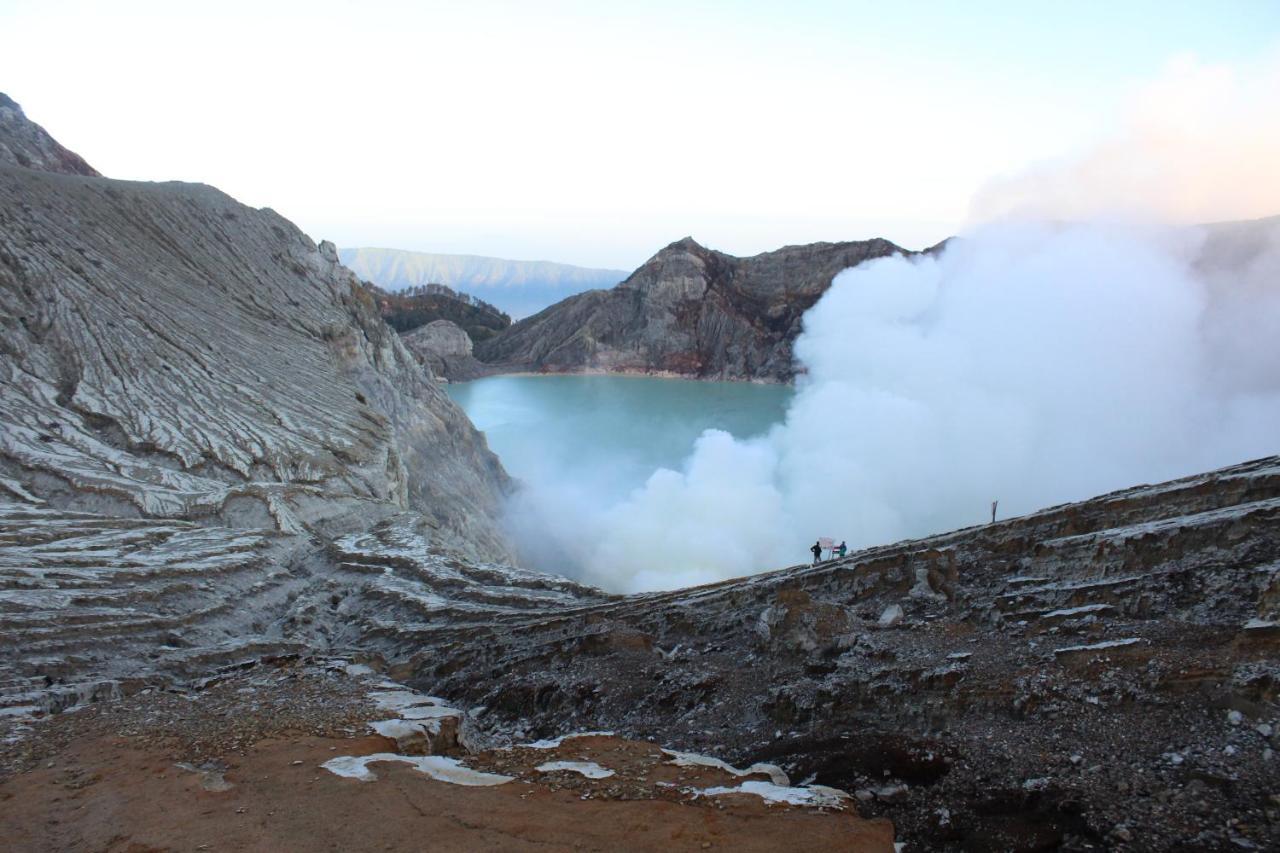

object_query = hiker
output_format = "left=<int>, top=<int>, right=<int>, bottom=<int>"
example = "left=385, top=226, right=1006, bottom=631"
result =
left=810, top=540, right=822, bottom=564
left=837, top=541, right=847, bottom=558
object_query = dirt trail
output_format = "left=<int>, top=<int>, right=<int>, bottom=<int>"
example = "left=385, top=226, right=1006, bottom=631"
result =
left=2, top=734, right=892, bottom=852
left=0, top=663, right=893, bottom=852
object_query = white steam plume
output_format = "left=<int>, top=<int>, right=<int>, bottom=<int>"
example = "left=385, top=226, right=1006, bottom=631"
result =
left=505, top=54, right=1280, bottom=593
left=971, top=53, right=1280, bottom=224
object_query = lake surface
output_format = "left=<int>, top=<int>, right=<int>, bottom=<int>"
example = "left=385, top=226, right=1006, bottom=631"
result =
left=446, top=374, right=793, bottom=501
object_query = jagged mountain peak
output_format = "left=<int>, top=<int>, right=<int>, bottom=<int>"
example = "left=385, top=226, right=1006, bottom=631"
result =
left=662, top=235, right=708, bottom=252
left=0, top=92, right=100, bottom=177
left=478, top=235, right=913, bottom=380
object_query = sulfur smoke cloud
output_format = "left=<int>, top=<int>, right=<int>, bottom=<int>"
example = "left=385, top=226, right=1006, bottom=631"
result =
left=506, top=55, right=1280, bottom=593
left=972, top=53, right=1280, bottom=225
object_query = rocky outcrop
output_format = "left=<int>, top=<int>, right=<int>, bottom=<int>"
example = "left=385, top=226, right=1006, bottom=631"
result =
left=0, top=94, right=99, bottom=177
left=476, top=236, right=914, bottom=381
left=401, top=320, right=489, bottom=382
left=0, top=157, right=521, bottom=712
left=0, top=166, right=509, bottom=553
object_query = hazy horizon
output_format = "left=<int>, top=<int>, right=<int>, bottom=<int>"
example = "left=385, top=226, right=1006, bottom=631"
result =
left=3, top=1, right=1278, bottom=269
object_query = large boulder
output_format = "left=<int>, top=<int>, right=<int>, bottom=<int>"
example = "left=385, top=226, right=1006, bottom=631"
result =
left=401, top=319, right=489, bottom=382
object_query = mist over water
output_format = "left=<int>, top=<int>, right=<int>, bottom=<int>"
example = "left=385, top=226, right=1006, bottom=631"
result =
left=447, top=55, right=1280, bottom=595
left=451, top=217, right=1279, bottom=595
left=444, top=376, right=793, bottom=584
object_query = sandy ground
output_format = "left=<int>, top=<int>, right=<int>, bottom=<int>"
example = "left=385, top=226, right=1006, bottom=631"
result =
left=0, top=662, right=894, bottom=852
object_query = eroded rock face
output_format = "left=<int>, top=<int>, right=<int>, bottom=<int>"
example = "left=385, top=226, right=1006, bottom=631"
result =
left=3, top=102, right=1278, bottom=852
left=0, top=159, right=525, bottom=712
left=476, top=236, right=917, bottom=381
left=401, top=319, right=489, bottom=382
left=0, top=167, right=509, bottom=554
left=0, top=94, right=99, bottom=177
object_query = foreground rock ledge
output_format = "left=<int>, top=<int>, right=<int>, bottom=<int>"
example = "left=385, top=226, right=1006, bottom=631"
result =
left=0, top=661, right=893, bottom=853
left=4, top=455, right=1278, bottom=851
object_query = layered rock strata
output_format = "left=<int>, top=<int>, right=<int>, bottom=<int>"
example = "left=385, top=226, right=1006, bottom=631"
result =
left=0, top=166, right=509, bottom=552
left=0, top=136, right=520, bottom=712
left=3, top=96, right=1279, bottom=850
left=0, top=95, right=99, bottom=177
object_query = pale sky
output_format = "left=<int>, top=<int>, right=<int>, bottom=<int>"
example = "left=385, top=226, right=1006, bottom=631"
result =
left=2, top=0, right=1278, bottom=269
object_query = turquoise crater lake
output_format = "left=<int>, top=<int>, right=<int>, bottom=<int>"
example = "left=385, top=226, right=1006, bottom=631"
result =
left=445, top=374, right=794, bottom=503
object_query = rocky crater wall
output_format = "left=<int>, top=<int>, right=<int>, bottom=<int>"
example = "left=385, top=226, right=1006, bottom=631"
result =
left=476, top=236, right=927, bottom=382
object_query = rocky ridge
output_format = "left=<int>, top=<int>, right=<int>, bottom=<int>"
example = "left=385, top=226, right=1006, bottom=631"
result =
left=0, top=95, right=99, bottom=177
left=0, top=166, right=508, bottom=551
left=370, top=280, right=510, bottom=341
left=334, top=455, right=1280, bottom=851
left=0, top=120, right=523, bottom=717
left=5, top=454, right=1278, bottom=848
left=476, top=236, right=918, bottom=382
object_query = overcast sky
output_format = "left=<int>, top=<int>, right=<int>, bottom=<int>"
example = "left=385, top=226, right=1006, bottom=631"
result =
left=2, top=1, right=1278, bottom=269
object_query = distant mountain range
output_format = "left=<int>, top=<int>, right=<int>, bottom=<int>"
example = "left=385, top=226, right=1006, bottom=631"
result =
left=339, top=247, right=628, bottom=319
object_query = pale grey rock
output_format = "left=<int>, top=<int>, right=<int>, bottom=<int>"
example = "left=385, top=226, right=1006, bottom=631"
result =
left=878, top=604, right=905, bottom=627
left=0, top=165, right=509, bottom=557
left=401, top=319, right=488, bottom=382
left=414, top=319, right=473, bottom=358
left=4, top=104, right=1279, bottom=853
left=0, top=157, right=526, bottom=705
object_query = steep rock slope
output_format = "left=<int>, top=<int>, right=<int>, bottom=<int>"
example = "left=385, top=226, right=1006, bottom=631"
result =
left=334, top=455, right=1280, bottom=851
left=0, top=167, right=509, bottom=552
left=0, top=94, right=99, bottom=177
left=0, top=157, right=530, bottom=710
left=4, top=100, right=1277, bottom=851
left=476, top=236, right=912, bottom=381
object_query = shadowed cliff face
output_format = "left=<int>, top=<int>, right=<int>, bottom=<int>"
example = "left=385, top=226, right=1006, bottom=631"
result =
left=0, top=94, right=99, bottom=177
left=476, top=236, right=911, bottom=381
